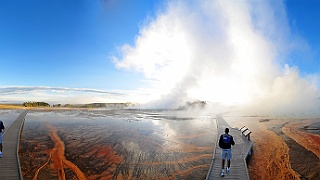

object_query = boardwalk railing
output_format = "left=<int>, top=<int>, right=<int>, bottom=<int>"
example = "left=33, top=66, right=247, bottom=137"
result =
left=240, top=126, right=252, bottom=141
left=206, top=115, right=219, bottom=179
left=0, top=111, right=27, bottom=180
left=206, top=115, right=253, bottom=180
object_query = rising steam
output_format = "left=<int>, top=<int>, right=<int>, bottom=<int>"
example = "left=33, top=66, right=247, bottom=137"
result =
left=113, top=0, right=320, bottom=115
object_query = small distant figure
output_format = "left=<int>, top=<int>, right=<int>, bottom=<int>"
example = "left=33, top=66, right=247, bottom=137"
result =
left=219, top=128, right=235, bottom=177
left=0, top=120, right=5, bottom=158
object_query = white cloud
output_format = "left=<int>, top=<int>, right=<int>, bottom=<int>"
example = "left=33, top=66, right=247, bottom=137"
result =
left=113, top=0, right=320, bottom=114
left=0, top=86, right=127, bottom=104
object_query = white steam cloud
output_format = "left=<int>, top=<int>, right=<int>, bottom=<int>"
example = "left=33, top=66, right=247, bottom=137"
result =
left=113, top=0, right=320, bottom=114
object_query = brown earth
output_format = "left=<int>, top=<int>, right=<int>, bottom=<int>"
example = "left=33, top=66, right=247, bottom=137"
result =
left=281, top=120, right=320, bottom=179
left=235, top=117, right=320, bottom=180
left=282, top=120, right=320, bottom=159
left=18, top=111, right=320, bottom=179
left=249, top=129, right=299, bottom=180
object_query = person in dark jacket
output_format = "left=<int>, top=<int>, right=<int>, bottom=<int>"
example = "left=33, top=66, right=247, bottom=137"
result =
left=218, top=128, right=235, bottom=177
left=0, top=120, right=5, bottom=158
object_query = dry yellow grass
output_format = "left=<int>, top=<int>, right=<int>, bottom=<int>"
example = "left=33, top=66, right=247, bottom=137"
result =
left=0, top=104, right=26, bottom=109
left=0, top=105, right=96, bottom=111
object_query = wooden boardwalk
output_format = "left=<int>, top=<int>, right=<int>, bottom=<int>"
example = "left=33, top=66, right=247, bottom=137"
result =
left=0, top=111, right=27, bottom=180
left=206, top=115, right=253, bottom=180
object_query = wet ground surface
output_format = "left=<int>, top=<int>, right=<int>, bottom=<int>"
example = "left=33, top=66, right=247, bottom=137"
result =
left=2, top=109, right=317, bottom=180
left=224, top=115, right=320, bottom=180
left=281, top=120, right=320, bottom=179
left=0, top=110, right=23, bottom=130
left=271, top=124, right=320, bottom=180
left=18, top=110, right=217, bottom=179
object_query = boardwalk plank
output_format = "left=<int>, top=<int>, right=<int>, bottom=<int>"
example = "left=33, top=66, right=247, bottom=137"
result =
left=206, top=115, right=253, bottom=180
left=0, top=111, right=27, bottom=180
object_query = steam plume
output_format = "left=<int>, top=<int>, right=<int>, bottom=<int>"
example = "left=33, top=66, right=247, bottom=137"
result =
left=113, top=0, right=320, bottom=114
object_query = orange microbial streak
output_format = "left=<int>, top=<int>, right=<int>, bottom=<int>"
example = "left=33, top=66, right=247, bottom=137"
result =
left=37, top=124, right=87, bottom=180
left=87, top=145, right=122, bottom=180
left=32, top=153, right=52, bottom=180
left=282, top=120, right=320, bottom=159
left=249, top=130, right=299, bottom=180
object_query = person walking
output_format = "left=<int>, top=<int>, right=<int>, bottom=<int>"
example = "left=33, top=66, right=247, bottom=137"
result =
left=218, top=128, right=235, bottom=177
left=0, top=120, right=4, bottom=158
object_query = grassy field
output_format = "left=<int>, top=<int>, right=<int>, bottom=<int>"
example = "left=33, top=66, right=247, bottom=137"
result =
left=0, top=104, right=26, bottom=109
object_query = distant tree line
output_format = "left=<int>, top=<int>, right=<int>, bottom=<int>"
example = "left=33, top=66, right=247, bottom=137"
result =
left=52, top=103, right=135, bottom=108
left=178, top=100, right=207, bottom=110
left=23, top=101, right=50, bottom=107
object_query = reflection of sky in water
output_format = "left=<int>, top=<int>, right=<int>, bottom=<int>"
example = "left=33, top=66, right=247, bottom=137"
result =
left=24, top=110, right=217, bottom=154
left=25, top=110, right=216, bottom=158
left=26, top=109, right=215, bottom=127
left=19, top=110, right=218, bottom=179
left=0, top=110, right=24, bottom=130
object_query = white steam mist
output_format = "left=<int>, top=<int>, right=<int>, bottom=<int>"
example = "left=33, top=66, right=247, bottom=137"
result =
left=113, top=0, right=320, bottom=115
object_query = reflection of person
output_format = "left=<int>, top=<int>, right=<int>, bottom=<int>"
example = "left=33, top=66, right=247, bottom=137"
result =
left=0, top=120, right=5, bottom=158
left=218, top=128, right=235, bottom=177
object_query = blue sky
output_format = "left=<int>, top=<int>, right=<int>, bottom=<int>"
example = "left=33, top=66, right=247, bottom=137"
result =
left=285, top=0, right=320, bottom=75
left=0, top=0, right=161, bottom=89
left=0, top=0, right=319, bottom=109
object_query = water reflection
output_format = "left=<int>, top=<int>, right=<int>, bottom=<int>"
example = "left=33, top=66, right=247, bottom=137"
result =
left=19, top=110, right=217, bottom=179
left=0, top=110, right=23, bottom=130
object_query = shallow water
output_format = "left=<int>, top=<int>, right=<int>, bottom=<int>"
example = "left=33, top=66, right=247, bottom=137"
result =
left=19, top=109, right=217, bottom=179
left=0, top=110, right=23, bottom=130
